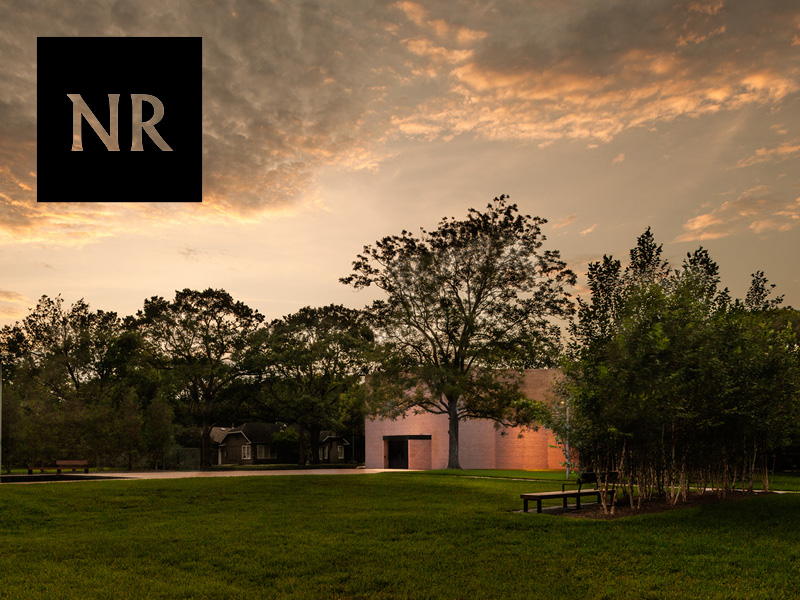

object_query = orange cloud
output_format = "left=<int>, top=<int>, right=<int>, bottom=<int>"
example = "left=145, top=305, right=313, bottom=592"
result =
left=676, top=189, right=800, bottom=242
left=395, top=1, right=486, bottom=45
left=552, top=214, right=578, bottom=229
left=735, top=141, right=800, bottom=168
left=580, top=224, right=598, bottom=236
left=0, top=290, right=27, bottom=319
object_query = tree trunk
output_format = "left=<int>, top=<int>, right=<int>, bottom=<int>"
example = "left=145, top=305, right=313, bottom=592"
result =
left=297, top=428, right=308, bottom=465
left=446, top=397, right=461, bottom=470
left=309, top=425, right=322, bottom=465
left=201, top=418, right=211, bottom=467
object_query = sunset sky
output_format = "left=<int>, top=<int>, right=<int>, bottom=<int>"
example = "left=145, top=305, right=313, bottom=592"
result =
left=1, top=0, right=798, bottom=326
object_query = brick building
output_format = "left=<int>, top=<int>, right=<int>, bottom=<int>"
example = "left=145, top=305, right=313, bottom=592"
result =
left=365, top=368, right=565, bottom=470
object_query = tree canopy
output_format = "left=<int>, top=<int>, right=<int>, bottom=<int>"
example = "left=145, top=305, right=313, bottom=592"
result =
left=136, top=288, right=264, bottom=466
left=551, top=229, right=800, bottom=511
left=342, top=195, right=576, bottom=468
left=253, top=304, right=374, bottom=464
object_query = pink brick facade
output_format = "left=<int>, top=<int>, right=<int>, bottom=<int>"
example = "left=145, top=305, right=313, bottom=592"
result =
left=365, top=369, right=565, bottom=470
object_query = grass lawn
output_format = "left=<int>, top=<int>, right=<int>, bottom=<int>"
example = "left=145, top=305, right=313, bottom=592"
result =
left=424, top=468, right=800, bottom=491
left=422, top=468, right=578, bottom=481
left=1, top=473, right=798, bottom=599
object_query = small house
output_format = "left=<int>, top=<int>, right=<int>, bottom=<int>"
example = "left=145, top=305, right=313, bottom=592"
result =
left=217, top=423, right=298, bottom=465
left=318, top=432, right=351, bottom=464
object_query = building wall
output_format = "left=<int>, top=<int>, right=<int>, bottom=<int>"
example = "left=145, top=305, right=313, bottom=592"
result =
left=408, top=438, right=432, bottom=470
left=364, top=369, right=564, bottom=470
left=220, top=433, right=253, bottom=465
left=366, top=411, right=449, bottom=469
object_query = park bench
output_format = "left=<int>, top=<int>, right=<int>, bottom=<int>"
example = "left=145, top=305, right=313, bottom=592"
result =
left=520, top=471, right=619, bottom=514
left=27, top=460, right=89, bottom=475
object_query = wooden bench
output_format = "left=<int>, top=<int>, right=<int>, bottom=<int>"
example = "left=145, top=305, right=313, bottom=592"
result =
left=520, top=471, right=619, bottom=513
left=27, top=460, right=89, bottom=475
left=520, top=489, right=604, bottom=513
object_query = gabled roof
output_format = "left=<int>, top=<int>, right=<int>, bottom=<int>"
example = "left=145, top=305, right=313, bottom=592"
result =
left=219, top=422, right=285, bottom=445
left=320, top=431, right=350, bottom=445
left=210, top=426, right=233, bottom=444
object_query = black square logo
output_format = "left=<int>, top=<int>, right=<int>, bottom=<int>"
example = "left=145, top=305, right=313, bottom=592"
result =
left=37, top=37, right=202, bottom=203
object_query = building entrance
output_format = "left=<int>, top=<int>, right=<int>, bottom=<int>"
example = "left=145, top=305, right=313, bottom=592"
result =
left=386, top=440, right=409, bottom=469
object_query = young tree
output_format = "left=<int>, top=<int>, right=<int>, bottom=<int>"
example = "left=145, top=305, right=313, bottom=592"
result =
left=136, top=288, right=264, bottom=466
left=342, top=195, right=576, bottom=469
left=554, top=229, right=799, bottom=508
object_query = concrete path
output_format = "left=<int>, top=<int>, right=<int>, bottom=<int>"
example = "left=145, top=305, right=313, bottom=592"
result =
left=112, top=468, right=394, bottom=480
left=1, top=468, right=400, bottom=484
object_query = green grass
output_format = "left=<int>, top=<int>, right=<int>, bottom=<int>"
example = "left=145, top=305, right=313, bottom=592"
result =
left=422, top=468, right=577, bottom=481
left=763, top=472, right=800, bottom=491
left=424, top=468, right=800, bottom=490
left=0, top=473, right=799, bottom=599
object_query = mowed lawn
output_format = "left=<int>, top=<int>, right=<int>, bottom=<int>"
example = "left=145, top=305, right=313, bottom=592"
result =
left=0, top=473, right=799, bottom=599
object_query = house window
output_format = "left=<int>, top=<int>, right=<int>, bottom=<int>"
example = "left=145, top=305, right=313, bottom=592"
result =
left=267, top=444, right=277, bottom=459
left=257, top=445, right=265, bottom=459
left=319, top=447, right=324, bottom=461
left=337, top=445, right=345, bottom=460
left=242, top=444, right=251, bottom=460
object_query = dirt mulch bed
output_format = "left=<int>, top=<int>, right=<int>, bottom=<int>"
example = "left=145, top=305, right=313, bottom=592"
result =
left=544, top=490, right=770, bottom=520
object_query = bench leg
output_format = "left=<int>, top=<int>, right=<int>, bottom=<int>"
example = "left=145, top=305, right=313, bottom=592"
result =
left=537, top=499, right=543, bottom=514
left=523, top=499, right=529, bottom=513
left=563, top=497, right=568, bottom=508
left=576, top=495, right=581, bottom=510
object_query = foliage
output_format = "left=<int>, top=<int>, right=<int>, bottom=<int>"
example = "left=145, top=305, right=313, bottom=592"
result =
left=342, top=195, right=575, bottom=468
left=136, top=288, right=264, bottom=467
left=0, top=295, right=161, bottom=468
left=551, top=229, right=800, bottom=510
left=143, top=395, right=175, bottom=469
left=253, top=304, right=373, bottom=463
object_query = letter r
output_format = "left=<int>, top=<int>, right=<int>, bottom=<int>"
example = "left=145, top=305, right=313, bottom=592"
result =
left=131, top=94, right=173, bottom=151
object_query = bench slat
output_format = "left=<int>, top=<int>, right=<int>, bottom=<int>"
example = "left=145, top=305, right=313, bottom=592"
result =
left=520, top=489, right=608, bottom=514
left=520, top=490, right=601, bottom=499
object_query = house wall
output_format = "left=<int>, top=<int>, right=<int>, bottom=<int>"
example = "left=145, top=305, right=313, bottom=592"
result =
left=327, top=441, right=349, bottom=464
left=220, top=433, right=253, bottom=465
left=364, top=369, right=565, bottom=470
left=320, top=440, right=350, bottom=464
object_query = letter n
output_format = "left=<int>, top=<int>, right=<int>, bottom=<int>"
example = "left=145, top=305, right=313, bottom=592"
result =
left=67, top=94, right=120, bottom=151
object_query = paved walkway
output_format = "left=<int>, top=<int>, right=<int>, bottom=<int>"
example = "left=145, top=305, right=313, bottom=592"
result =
left=1, top=468, right=399, bottom=484
left=112, top=468, right=394, bottom=480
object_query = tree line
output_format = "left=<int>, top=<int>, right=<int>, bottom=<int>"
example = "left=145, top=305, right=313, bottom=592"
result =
left=2, top=196, right=798, bottom=488
left=0, top=292, right=373, bottom=470
left=549, top=229, right=800, bottom=509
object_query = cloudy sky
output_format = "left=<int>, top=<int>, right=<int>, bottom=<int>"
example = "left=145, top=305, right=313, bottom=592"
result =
left=1, top=0, right=798, bottom=325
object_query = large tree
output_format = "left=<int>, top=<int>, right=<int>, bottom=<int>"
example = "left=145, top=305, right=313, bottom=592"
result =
left=136, top=288, right=264, bottom=466
left=0, top=295, right=140, bottom=467
left=342, top=195, right=576, bottom=469
left=255, top=304, right=374, bottom=464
